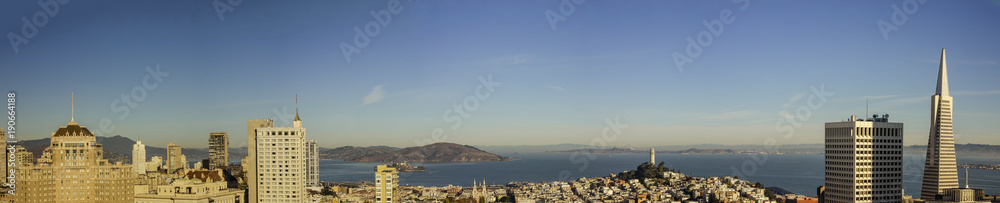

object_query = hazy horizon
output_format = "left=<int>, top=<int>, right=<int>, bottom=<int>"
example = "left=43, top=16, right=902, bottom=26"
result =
left=2, top=1, right=999, bottom=149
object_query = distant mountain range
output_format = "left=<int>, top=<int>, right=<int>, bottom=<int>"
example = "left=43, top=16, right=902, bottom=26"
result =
left=476, top=143, right=824, bottom=155
left=904, top=144, right=1000, bottom=156
left=20, top=135, right=250, bottom=164
left=477, top=143, right=1000, bottom=157
left=320, top=143, right=518, bottom=163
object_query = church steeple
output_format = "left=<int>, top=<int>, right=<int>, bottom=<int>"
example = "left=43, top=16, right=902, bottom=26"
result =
left=936, top=48, right=949, bottom=96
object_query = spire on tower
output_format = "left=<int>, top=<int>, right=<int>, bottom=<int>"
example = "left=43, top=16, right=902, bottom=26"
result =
left=936, top=48, right=949, bottom=96
left=294, top=94, right=301, bottom=121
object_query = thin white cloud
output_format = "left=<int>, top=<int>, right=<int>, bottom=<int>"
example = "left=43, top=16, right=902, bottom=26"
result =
left=362, top=85, right=386, bottom=106
left=697, top=110, right=754, bottom=120
left=952, top=90, right=1000, bottom=96
left=547, top=85, right=565, bottom=91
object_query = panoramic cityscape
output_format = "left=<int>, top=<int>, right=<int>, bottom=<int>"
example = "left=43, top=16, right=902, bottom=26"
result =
left=2, top=1, right=999, bottom=203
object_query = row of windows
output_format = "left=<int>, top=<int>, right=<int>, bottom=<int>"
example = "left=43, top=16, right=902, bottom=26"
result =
left=260, top=195, right=301, bottom=202
left=259, top=180, right=301, bottom=185
left=826, top=127, right=902, bottom=137
left=63, top=149, right=90, bottom=154
left=261, top=131, right=303, bottom=136
left=259, top=172, right=301, bottom=177
left=259, top=142, right=300, bottom=147
left=261, top=186, right=302, bottom=190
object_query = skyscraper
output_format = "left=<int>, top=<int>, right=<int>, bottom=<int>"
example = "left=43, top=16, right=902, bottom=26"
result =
left=167, top=142, right=183, bottom=173
left=921, top=49, right=960, bottom=200
left=134, top=140, right=147, bottom=175
left=824, top=115, right=903, bottom=203
left=246, top=118, right=274, bottom=203
left=306, top=139, right=320, bottom=187
left=209, top=132, right=229, bottom=170
left=247, top=98, right=308, bottom=202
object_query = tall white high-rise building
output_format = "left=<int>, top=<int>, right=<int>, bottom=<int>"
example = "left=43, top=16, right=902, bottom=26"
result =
left=921, top=48, right=960, bottom=200
left=133, top=140, right=147, bottom=175
left=248, top=98, right=308, bottom=202
left=246, top=118, right=274, bottom=203
left=306, top=139, right=319, bottom=187
left=824, top=115, right=903, bottom=203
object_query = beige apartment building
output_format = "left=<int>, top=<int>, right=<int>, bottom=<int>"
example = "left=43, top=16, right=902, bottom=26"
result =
left=13, top=117, right=136, bottom=202
left=135, top=169, right=244, bottom=203
left=167, top=143, right=184, bottom=173
left=375, top=165, right=398, bottom=203
left=245, top=118, right=274, bottom=203
left=210, top=132, right=230, bottom=170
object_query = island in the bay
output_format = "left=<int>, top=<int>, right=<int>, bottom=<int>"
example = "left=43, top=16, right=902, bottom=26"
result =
left=320, top=142, right=519, bottom=163
left=546, top=147, right=739, bottom=154
left=387, top=162, right=425, bottom=172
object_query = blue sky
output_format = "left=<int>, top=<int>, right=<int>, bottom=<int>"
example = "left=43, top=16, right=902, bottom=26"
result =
left=1, top=0, right=998, bottom=149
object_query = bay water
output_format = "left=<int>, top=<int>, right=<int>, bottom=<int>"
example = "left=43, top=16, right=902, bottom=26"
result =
left=319, top=153, right=1000, bottom=197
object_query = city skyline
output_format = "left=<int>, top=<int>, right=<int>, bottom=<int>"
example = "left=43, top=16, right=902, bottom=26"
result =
left=2, top=1, right=1000, bottom=149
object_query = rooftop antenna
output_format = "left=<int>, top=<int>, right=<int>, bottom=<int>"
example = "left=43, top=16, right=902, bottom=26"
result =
left=965, top=167, right=969, bottom=188
left=70, top=92, right=75, bottom=124
left=866, top=98, right=869, bottom=119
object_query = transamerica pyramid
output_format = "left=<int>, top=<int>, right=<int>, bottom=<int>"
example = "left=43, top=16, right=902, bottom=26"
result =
left=920, top=48, right=960, bottom=200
